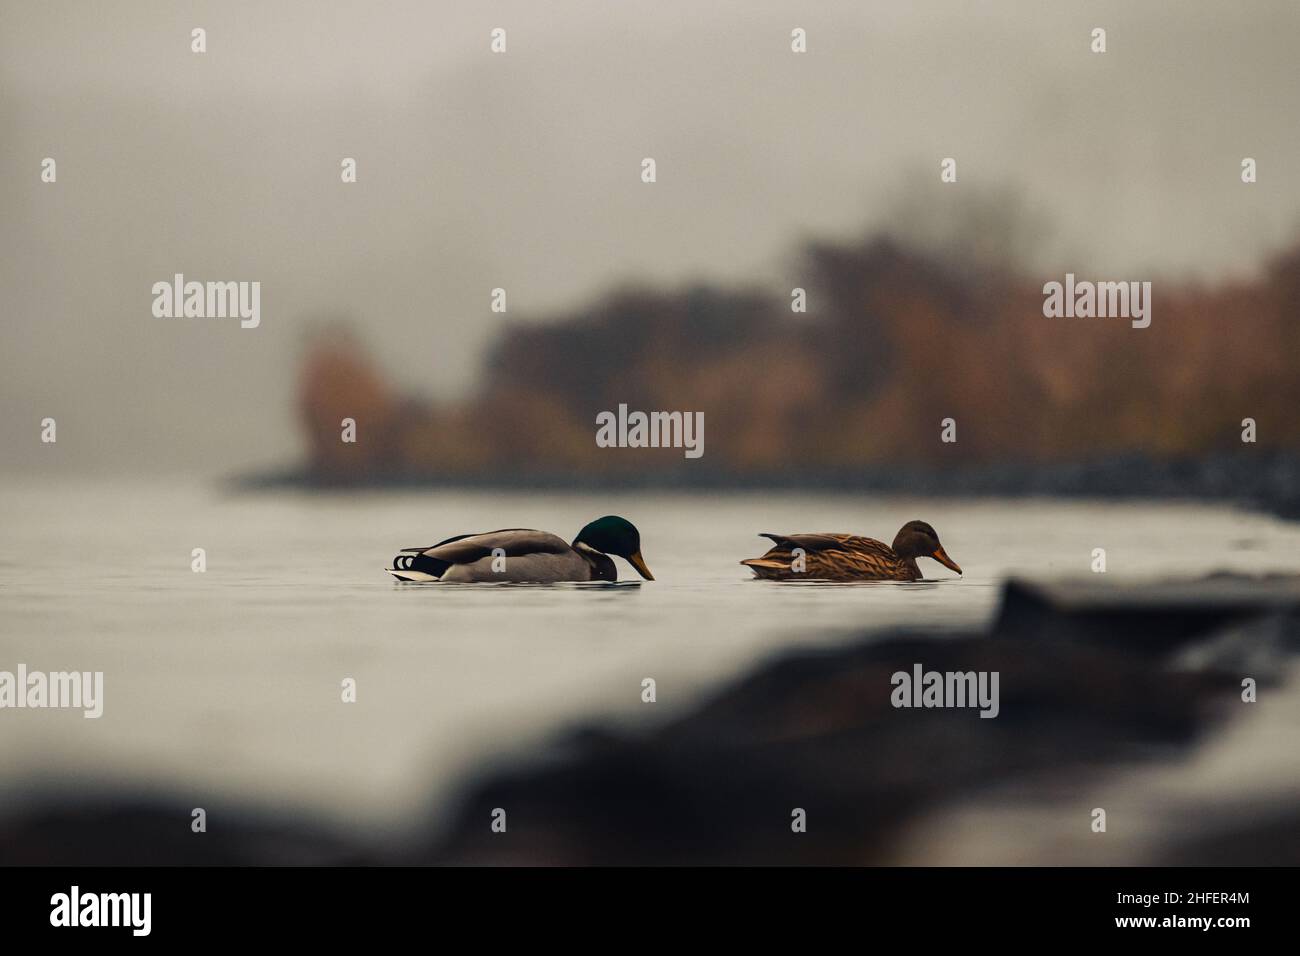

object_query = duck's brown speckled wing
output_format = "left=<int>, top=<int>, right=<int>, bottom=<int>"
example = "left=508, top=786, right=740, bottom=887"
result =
left=742, top=532, right=916, bottom=581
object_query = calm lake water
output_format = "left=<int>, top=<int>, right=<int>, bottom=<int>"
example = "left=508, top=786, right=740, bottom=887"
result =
left=2, top=478, right=1299, bottom=835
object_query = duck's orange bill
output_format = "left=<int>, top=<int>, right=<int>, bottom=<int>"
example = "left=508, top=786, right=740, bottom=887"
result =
left=629, top=551, right=655, bottom=581
left=932, top=547, right=962, bottom=575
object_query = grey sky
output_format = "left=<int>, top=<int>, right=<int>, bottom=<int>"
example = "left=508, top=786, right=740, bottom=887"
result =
left=3, top=0, right=1298, bottom=474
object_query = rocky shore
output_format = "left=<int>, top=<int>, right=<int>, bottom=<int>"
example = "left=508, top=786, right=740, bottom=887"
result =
left=233, top=449, right=1300, bottom=523
left=424, top=575, right=1300, bottom=865
left=3, top=574, right=1298, bottom=865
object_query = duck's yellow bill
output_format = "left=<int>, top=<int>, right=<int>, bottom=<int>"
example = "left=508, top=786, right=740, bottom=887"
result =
left=932, top=547, right=962, bottom=575
left=628, top=551, right=655, bottom=581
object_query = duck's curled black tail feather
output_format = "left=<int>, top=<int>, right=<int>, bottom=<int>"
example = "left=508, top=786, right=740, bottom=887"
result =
left=390, top=551, right=450, bottom=579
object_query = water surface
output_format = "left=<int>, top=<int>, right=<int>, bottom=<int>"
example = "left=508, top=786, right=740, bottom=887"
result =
left=2, top=479, right=1297, bottom=833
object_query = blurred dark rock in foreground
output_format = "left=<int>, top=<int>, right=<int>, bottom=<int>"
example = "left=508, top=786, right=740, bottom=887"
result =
left=0, top=799, right=364, bottom=866
left=3, top=575, right=1298, bottom=865
left=424, top=576, right=1300, bottom=865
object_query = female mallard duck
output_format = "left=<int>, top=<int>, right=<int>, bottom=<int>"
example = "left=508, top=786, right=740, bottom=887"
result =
left=385, top=515, right=654, bottom=583
left=740, top=520, right=961, bottom=582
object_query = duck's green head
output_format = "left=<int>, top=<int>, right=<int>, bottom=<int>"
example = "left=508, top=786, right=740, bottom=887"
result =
left=574, top=515, right=654, bottom=580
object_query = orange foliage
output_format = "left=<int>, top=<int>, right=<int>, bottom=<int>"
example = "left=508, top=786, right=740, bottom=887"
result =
left=297, top=237, right=1300, bottom=480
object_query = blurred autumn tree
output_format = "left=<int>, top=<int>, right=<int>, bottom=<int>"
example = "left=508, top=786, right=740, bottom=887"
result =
left=296, top=230, right=1300, bottom=483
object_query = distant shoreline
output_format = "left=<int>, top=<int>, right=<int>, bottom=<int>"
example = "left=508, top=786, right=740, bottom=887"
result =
left=228, top=450, right=1300, bottom=522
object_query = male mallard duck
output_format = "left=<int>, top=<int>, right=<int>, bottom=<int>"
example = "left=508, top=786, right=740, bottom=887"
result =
left=385, top=515, right=653, bottom=583
left=740, top=520, right=961, bottom=581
